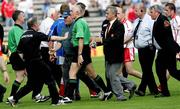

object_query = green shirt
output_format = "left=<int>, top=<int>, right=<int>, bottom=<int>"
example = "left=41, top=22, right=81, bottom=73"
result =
left=8, top=24, right=24, bottom=53
left=71, top=18, right=91, bottom=47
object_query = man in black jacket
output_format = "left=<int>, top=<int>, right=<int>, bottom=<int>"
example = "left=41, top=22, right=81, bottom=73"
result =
left=7, top=16, right=68, bottom=107
left=149, top=5, right=180, bottom=97
left=98, top=6, right=136, bottom=101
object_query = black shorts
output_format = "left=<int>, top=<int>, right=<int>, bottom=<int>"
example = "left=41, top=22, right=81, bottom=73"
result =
left=72, top=45, right=92, bottom=66
left=9, top=52, right=26, bottom=70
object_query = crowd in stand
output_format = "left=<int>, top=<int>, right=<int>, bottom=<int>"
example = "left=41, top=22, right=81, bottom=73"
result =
left=1, top=0, right=180, bottom=108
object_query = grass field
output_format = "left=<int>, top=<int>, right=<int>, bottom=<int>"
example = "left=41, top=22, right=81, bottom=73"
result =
left=1, top=56, right=180, bottom=109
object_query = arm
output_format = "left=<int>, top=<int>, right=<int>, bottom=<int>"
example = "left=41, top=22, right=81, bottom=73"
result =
left=0, top=57, right=9, bottom=84
left=78, top=38, right=84, bottom=65
left=124, top=36, right=133, bottom=44
left=50, top=32, right=68, bottom=41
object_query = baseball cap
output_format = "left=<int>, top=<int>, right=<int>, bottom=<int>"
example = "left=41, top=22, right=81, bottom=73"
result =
left=62, top=10, right=71, bottom=18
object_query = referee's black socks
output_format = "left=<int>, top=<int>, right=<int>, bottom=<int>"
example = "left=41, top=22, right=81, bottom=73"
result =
left=10, top=80, right=21, bottom=96
left=94, top=75, right=109, bottom=93
left=66, top=79, right=77, bottom=100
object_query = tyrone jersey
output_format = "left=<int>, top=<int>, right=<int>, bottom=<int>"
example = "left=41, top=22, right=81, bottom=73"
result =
left=170, top=15, right=180, bottom=45
left=121, top=19, right=133, bottom=48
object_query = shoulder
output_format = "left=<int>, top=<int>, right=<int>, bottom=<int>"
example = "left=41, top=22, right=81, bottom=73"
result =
left=115, top=19, right=123, bottom=26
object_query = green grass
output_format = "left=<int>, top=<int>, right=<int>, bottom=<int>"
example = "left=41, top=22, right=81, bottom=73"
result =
left=1, top=56, right=180, bottom=109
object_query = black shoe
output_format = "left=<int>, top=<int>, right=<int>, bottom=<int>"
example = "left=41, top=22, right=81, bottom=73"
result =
left=34, top=94, right=51, bottom=103
left=0, top=87, right=6, bottom=103
left=74, top=93, right=81, bottom=101
left=154, top=93, right=170, bottom=98
left=102, top=91, right=113, bottom=101
left=129, top=85, right=137, bottom=99
left=135, top=90, right=145, bottom=96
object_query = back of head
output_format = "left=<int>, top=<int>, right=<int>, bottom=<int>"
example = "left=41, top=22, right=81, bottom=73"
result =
left=27, top=16, right=38, bottom=29
left=60, top=3, right=70, bottom=15
left=47, top=8, right=56, bottom=17
left=150, top=5, right=163, bottom=14
left=12, top=10, right=24, bottom=22
left=76, top=2, right=86, bottom=10
left=76, top=2, right=86, bottom=16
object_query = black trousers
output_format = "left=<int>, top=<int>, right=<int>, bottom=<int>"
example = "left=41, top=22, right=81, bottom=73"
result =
left=14, top=59, right=59, bottom=104
left=31, top=47, right=62, bottom=98
left=137, top=46, right=158, bottom=94
left=41, top=47, right=62, bottom=85
left=156, top=50, right=180, bottom=95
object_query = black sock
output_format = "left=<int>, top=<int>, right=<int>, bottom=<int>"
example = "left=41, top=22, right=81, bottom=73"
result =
left=79, top=72, right=101, bottom=93
left=14, top=84, right=33, bottom=102
left=66, top=79, right=77, bottom=99
left=94, top=75, right=109, bottom=93
left=0, top=84, right=6, bottom=102
left=10, top=80, right=21, bottom=96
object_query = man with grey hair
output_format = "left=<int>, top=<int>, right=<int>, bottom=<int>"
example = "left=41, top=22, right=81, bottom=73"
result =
left=149, top=4, right=180, bottom=97
left=96, top=5, right=137, bottom=101
left=65, top=2, right=112, bottom=101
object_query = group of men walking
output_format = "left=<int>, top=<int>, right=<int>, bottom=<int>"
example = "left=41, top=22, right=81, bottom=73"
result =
left=1, top=1, right=180, bottom=107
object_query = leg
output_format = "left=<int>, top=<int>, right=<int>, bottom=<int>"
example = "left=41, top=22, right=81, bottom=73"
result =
left=124, top=61, right=142, bottom=79
left=0, top=84, right=6, bottom=102
left=86, top=63, right=109, bottom=93
left=66, top=62, right=80, bottom=99
left=10, top=70, right=26, bottom=97
left=155, top=51, right=170, bottom=96
left=137, top=47, right=158, bottom=94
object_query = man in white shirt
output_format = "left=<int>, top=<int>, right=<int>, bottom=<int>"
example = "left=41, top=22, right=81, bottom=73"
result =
left=116, top=5, right=142, bottom=79
left=133, top=3, right=159, bottom=96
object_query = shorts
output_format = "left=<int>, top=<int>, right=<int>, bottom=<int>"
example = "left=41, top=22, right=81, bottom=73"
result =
left=72, top=45, right=92, bottom=66
left=124, top=48, right=135, bottom=63
left=0, top=56, right=7, bottom=71
left=9, top=52, right=26, bottom=70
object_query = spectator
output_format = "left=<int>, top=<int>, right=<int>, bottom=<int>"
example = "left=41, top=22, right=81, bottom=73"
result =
left=42, top=0, right=51, bottom=19
left=4, top=0, right=15, bottom=27
left=1, top=0, right=7, bottom=22
left=98, top=0, right=111, bottom=16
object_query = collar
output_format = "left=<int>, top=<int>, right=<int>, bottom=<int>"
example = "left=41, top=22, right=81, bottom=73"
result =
left=120, top=18, right=127, bottom=24
left=14, top=24, right=23, bottom=30
left=172, top=14, right=176, bottom=19
left=74, top=16, right=83, bottom=23
left=109, top=18, right=116, bottom=26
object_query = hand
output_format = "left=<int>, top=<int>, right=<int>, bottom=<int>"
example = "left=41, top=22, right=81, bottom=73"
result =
left=78, top=55, right=84, bottom=66
left=49, top=48, right=55, bottom=55
left=49, top=54, right=56, bottom=62
left=176, top=52, right=180, bottom=60
left=3, top=71, right=10, bottom=84
left=90, top=40, right=96, bottom=48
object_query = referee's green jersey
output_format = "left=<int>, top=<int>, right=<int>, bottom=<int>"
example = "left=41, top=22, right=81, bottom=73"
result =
left=71, top=18, right=91, bottom=47
left=8, top=24, right=24, bottom=53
